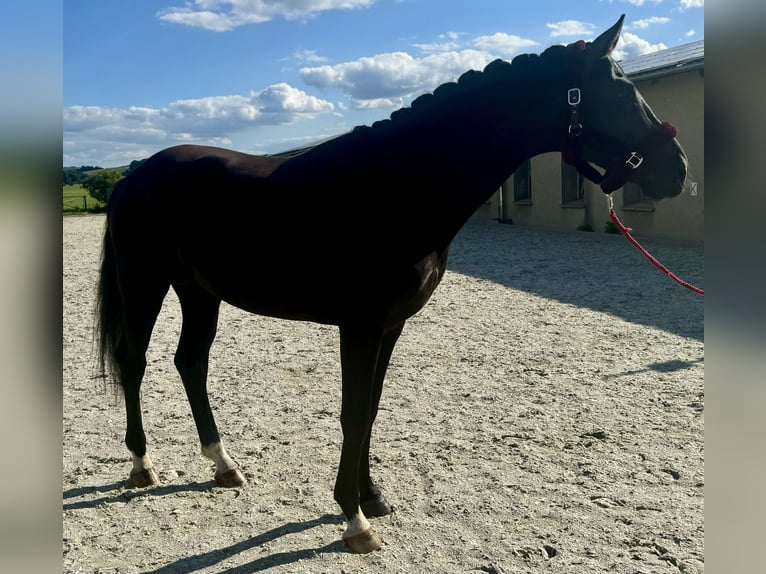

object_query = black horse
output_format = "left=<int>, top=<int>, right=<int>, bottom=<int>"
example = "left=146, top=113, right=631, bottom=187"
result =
left=96, top=15, right=687, bottom=553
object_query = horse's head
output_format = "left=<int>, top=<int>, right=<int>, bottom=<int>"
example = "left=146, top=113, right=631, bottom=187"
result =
left=563, top=15, right=688, bottom=200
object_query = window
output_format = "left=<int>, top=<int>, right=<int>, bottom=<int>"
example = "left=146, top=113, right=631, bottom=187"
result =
left=561, top=160, right=585, bottom=206
left=513, top=160, right=531, bottom=203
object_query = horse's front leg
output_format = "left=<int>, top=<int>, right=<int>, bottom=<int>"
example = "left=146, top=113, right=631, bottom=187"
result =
left=359, top=321, right=404, bottom=518
left=335, top=323, right=386, bottom=554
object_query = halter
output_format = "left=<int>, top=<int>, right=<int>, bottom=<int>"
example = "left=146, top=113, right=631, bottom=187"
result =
left=561, top=41, right=678, bottom=195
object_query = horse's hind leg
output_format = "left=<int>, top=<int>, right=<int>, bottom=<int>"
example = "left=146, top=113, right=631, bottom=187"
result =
left=117, top=283, right=169, bottom=488
left=173, top=281, right=245, bottom=487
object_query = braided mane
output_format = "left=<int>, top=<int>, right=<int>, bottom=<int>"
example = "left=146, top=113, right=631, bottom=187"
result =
left=270, top=44, right=569, bottom=158
left=351, top=44, right=567, bottom=135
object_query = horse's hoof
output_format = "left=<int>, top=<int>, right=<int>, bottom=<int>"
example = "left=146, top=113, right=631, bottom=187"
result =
left=343, top=528, right=383, bottom=554
left=360, top=493, right=394, bottom=517
left=129, top=468, right=159, bottom=488
left=215, top=468, right=246, bottom=487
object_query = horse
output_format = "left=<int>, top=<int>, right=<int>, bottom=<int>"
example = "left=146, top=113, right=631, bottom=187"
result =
left=95, top=15, right=687, bottom=553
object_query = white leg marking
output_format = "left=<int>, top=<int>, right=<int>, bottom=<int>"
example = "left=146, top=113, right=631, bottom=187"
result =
left=201, top=442, right=238, bottom=475
left=129, top=450, right=154, bottom=474
left=343, top=508, right=371, bottom=540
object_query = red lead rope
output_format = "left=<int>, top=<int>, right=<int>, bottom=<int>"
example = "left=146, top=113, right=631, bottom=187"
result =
left=607, top=200, right=704, bottom=295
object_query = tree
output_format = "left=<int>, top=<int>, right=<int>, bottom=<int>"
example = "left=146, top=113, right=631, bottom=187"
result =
left=81, top=170, right=123, bottom=204
left=63, top=167, right=85, bottom=185
left=63, top=165, right=106, bottom=186
left=125, top=159, right=147, bottom=175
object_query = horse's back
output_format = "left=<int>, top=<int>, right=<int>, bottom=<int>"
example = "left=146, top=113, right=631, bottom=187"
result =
left=122, top=145, right=286, bottom=195
left=105, top=143, right=450, bottom=327
left=109, top=144, right=292, bottom=229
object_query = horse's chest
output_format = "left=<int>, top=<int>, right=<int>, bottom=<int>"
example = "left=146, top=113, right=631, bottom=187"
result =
left=385, top=251, right=447, bottom=324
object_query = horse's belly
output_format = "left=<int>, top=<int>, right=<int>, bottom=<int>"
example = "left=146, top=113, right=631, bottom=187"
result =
left=183, top=251, right=445, bottom=328
left=184, top=261, right=344, bottom=323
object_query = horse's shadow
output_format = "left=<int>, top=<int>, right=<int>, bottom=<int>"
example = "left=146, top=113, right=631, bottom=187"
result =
left=141, top=514, right=346, bottom=573
left=63, top=480, right=216, bottom=511
left=448, top=223, right=704, bottom=342
left=604, top=357, right=704, bottom=380
left=64, top=482, right=348, bottom=570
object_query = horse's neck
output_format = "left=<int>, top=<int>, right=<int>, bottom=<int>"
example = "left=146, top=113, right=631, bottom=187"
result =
left=280, top=58, right=564, bottom=251
left=403, top=71, right=562, bottom=236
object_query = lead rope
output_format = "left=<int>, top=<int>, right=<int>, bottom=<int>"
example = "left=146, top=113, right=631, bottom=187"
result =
left=606, top=195, right=704, bottom=295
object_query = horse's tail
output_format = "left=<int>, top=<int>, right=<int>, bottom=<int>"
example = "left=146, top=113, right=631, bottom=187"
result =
left=95, top=216, right=123, bottom=387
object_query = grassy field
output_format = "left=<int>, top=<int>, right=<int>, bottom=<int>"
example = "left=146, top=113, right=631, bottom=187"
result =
left=63, top=184, right=102, bottom=212
left=63, top=166, right=128, bottom=213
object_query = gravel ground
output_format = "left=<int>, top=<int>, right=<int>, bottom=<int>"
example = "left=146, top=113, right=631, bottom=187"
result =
left=63, top=214, right=704, bottom=573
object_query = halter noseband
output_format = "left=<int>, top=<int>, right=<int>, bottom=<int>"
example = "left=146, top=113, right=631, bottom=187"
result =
left=562, top=41, right=678, bottom=194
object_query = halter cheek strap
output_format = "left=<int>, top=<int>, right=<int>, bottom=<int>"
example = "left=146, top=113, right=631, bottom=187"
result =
left=562, top=42, right=679, bottom=194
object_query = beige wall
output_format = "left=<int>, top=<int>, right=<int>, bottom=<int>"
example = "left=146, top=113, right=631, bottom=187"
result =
left=484, top=67, right=704, bottom=243
left=632, top=69, right=704, bottom=242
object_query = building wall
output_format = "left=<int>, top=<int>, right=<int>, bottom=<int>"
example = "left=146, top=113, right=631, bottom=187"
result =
left=486, top=67, right=704, bottom=243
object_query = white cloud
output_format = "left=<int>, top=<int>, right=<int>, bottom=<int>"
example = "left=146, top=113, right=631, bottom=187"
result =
left=679, top=0, right=703, bottom=8
left=158, top=9, right=244, bottom=32
left=612, top=32, right=668, bottom=61
left=292, top=49, right=328, bottom=64
left=414, top=31, right=536, bottom=57
left=158, top=0, right=375, bottom=31
left=547, top=20, right=596, bottom=38
left=472, top=33, right=537, bottom=55
left=622, top=0, right=663, bottom=6
left=63, top=84, right=334, bottom=164
left=298, top=28, right=537, bottom=110
left=685, top=28, right=696, bottom=37
left=63, top=105, right=126, bottom=131
left=631, top=16, right=671, bottom=29
left=415, top=32, right=462, bottom=54
left=300, top=49, right=493, bottom=109
left=258, top=82, right=334, bottom=113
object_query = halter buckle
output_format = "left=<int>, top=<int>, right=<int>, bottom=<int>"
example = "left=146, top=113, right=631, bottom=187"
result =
left=625, top=152, right=644, bottom=169
left=567, top=88, right=581, bottom=106
left=568, top=123, right=583, bottom=136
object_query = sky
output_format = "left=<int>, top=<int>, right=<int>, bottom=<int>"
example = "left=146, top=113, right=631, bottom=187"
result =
left=63, top=0, right=704, bottom=168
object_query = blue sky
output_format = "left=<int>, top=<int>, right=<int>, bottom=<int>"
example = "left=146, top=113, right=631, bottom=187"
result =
left=63, top=0, right=704, bottom=167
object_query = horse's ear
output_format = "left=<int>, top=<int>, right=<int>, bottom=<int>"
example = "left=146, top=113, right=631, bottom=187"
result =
left=587, top=14, right=624, bottom=60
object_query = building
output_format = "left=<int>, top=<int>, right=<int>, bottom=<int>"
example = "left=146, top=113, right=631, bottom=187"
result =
left=474, top=40, right=704, bottom=243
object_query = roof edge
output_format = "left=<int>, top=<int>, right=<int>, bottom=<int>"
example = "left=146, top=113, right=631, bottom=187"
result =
left=628, top=58, right=704, bottom=82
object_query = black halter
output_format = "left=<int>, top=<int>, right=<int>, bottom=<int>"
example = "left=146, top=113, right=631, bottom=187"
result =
left=561, top=42, right=678, bottom=194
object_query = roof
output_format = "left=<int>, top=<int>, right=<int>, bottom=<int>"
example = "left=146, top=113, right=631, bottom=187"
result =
left=618, top=40, right=704, bottom=80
